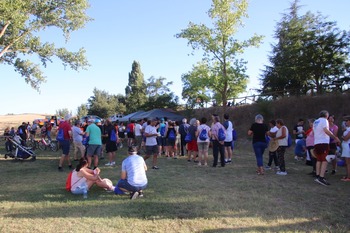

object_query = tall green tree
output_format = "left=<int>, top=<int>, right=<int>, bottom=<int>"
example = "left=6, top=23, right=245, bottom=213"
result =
left=142, top=76, right=178, bottom=110
left=87, top=88, right=126, bottom=118
left=176, top=0, right=263, bottom=107
left=0, top=0, right=91, bottom=90
left=125, top=61, right=147, bottom=113
left=260, top=0, right=350, bottom=98
left=55, top=108, right=71, bottom=118
left=76, top=104, right=88, bottom=119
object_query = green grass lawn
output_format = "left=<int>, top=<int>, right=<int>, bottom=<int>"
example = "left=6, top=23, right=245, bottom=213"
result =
left=0, top=140, right=349, bottom=233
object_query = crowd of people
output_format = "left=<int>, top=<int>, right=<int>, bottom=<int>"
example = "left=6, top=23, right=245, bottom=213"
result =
left=248, top=110, right=350, bottom=186
left=3, top=109, right=350, bottom=199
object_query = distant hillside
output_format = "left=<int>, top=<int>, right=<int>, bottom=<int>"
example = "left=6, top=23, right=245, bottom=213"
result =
left=0, top=113, right=50, bottom=132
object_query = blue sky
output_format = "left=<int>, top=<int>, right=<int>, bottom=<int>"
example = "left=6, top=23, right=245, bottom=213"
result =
left=1, top=0, right=349, bottom=115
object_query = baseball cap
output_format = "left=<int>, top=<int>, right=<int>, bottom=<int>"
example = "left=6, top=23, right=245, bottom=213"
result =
left=88, top=118, right=95, bottom=123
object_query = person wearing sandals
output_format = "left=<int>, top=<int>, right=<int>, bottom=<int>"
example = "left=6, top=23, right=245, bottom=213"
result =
left=273, top=119, right=289, bottom=176
left=248, top=114, right=269, bottom=175
left=341, top=116, right=350, bottom=182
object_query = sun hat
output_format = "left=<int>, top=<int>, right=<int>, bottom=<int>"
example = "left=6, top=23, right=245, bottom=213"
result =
left=268, top=140, right=279, bottom=152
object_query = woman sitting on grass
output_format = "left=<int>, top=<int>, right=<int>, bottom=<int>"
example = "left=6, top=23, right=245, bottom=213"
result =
left=71, top=158, right=114, bottom=195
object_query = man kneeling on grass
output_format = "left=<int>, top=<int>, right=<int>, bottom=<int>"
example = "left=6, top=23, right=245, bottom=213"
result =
left=115, top=146, right=148, bottom=199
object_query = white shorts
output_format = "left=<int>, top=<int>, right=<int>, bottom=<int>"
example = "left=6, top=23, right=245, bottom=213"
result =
left=341, top=141, right=350, bottom=158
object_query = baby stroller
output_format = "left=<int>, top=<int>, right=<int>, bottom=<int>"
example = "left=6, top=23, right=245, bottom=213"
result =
left=4, top=135, right=36, bottom=161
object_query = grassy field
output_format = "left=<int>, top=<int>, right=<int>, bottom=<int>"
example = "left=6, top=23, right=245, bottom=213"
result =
left=0, top=139, right=349, bottom=233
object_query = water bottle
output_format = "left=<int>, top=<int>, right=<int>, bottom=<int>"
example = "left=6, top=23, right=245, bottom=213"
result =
left=83, top=189, right=88, bottom=199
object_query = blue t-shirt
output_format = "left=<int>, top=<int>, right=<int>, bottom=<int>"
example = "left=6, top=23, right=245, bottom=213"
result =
left=122, top=155, right=148, bottom=187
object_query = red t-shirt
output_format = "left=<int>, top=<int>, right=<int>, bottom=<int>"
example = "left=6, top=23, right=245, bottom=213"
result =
left=59, top=121, right=72, bottom=140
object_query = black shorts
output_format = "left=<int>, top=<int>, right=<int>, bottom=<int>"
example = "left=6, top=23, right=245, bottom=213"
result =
left=106, top=141, right=118, bottom=153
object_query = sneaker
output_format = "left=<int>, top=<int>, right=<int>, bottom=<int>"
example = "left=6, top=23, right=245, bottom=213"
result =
left=105, top=162, right=112, bottom=166
left=138, top=191, right=144, bottom=198
left=111, top=161, right=116, bottom=166
left=315, top=177, right=330, bottom=186
left=58, top=167, right=63, bottom=172
left=198, top=162, right=202, bottom=166
left=187, top=159, right=191, bottom=162
left=204, top=163, right=208, bottom=167
left=130, top=191, right=139, bottom=200
left=227, top=160, right=232, bottom=164
left=341, top=177, right=350, bottom=182
left=68, top=165, right=72, bottom=169
left=331, top=170, right=336, bottom=175
left=265, top=166, right=271, bottom=170
left=152, top=166, right=159, bottom=169
left=275, top=166, right=280, bottom=171
left=276, top=171, right=287, bottom=176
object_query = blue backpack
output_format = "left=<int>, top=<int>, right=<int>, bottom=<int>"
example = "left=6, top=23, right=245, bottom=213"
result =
left=232, top=129, right=237, bottom=141
left=287, top=134, right=292, bottom=147
left=56, top=128, right=64, bottom=141
left=168, top=130, right=176, bottom=141
left=218, top=127, right=226, bottom=141
left=110, top=129, right=117, bottom=142
left=199, top=128, right=208, bottom=141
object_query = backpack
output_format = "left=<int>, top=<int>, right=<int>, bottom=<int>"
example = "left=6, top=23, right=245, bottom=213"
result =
left=218, top=127, right=226, bottom=141
left=110, top=129, right=117, bottom=142
left=184, top=127, right=192, bottom=142
left=287, top=134, right=292, bottom=147
left=199, top=128, right=208, bottom=141
left=168, top=130, right=176, bottom=141
left=232, top=129, right=237, bottom=141
left=18, top=128, right=23, bottom=135
left=56, top=128, right=64, bottom=141
left=160, top=126, right=166, bottom=137
left=65, top=171, right=73, bottom=191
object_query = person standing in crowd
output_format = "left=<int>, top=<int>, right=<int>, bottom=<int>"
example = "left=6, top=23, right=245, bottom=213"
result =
left=328, top=115, right=339, bottom=175
left=273, top=119, right=289, bottom=175
left=187, top=118, right=198, bottom=162
left=17, top=122, right=28, bottom=146
left=103, top=119, right=118, bottom=166
left=196, top=117, right=211, bottom=166
left=293, top=118, right=305, bottom=160
left=127, top=120, right=136, bottom=147
left=165, top=121, right=177, bottom=158
left=85, top=119, right=102, bottom=169
left=223, top=113, right=233, bottom=164
left=144, top=118, right=160, bottom=169
left=157, top=118, right=167, bottom=156
left=305, top=119, right=316, bottom=175
left=340, top=116, right=350, bottom=181
left=116, top=146, right=148, bottom=199
left=313, top=110, right=340, bottom=186
left=179, top=118, right=189, bottom=157
left=211, top=114, right=226, bottom=168
left=58, top=115, right=73, bottom=171
left=134, top=119, right=143, bottom=151
left=72, top=120, right=85, bottom=161
left=174, top=121, right=181, bottom=156
left=265, top=120, right=279, bottom=170
left=248, top=114, right=268, bottom=175
left=118, top=122, right=126, bottom=148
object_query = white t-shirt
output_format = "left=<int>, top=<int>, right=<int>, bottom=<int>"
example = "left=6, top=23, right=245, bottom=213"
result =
left=313, top=117, right=330, bottom=145
left=122, top=155, right=148, bottom=187
left=135, top=123, right=142, bottom=136
left=224, top=121, right=233, bottom=142
left=145, top=125, right=157, bottom=146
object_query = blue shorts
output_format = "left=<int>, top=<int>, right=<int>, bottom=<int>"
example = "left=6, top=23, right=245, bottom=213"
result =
left=117, top=179, right=147, bottom=192
left=87, top=144, right=102, bottom=157
left=60, top=140, right=70, bottom=155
